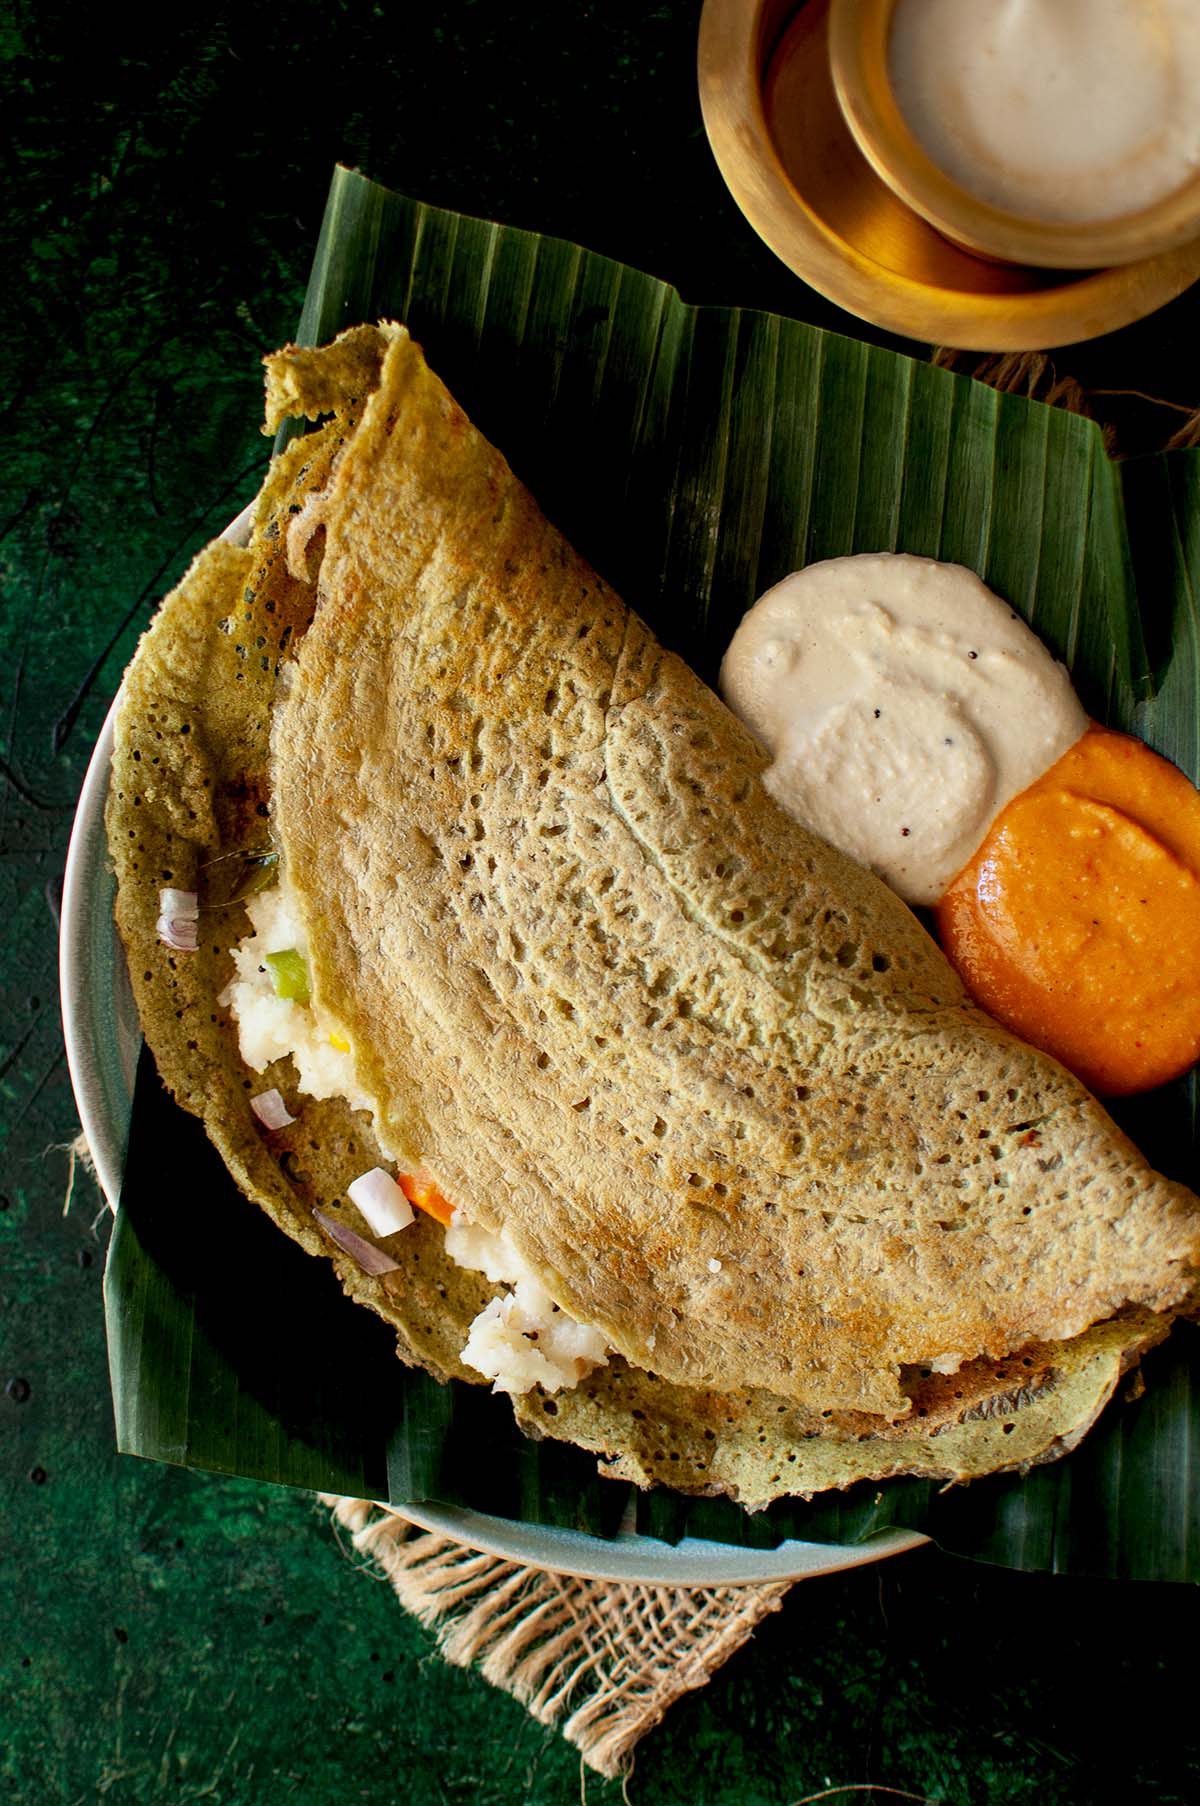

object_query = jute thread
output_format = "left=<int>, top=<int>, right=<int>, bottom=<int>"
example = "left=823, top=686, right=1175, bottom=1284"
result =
left=932, top=347, right=1200, bottom=454
left=322, top=1496, right=789, bottom=1779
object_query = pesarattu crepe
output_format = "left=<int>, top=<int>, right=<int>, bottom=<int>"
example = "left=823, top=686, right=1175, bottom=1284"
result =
left=106, top=322, right=1199, bottom=1507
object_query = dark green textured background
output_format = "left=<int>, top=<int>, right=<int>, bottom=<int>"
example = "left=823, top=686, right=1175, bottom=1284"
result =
left=3, top=3, right=1200, bottom=1801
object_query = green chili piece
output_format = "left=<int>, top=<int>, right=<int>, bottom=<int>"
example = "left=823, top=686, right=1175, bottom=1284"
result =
left=265, top=948, right=310, bottom=1004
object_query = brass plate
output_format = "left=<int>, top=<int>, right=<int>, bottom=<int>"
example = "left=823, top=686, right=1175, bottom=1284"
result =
left=697, top=0, right=1200, bottom=350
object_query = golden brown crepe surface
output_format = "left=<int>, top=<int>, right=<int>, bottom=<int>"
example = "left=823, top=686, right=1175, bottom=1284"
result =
left=272, top=324, right=1200, bottom=1416
left=105, top=321, right=1199, bottom=1504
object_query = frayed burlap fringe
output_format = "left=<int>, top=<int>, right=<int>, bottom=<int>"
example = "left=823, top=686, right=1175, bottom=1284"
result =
left=932, top=347, right=1200, bottom=456
left=932, top=347, right=1093, bottom=416
left=322, top=1496, right=789, bottom=1779
left=61, top=1131, right=99, bottom=1215
left=932, top=347, right=1116, bottom=452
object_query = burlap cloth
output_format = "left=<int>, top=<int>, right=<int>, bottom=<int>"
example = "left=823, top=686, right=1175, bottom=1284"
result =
left=320, top=1496, right=789, bottom=1779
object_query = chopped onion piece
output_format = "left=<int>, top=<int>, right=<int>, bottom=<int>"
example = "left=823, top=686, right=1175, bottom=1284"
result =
left=312, top=1208, right=401, bottom=1277
left=156, top=913, right=198, bottom=952
left=250, top=1088, right=296, bottom=1130
left=347, top=1167, right=416, bottom=1236
left=159, top=887, right=199, bottom=920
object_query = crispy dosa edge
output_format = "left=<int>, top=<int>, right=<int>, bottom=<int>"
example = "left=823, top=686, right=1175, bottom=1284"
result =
left=272, top=322, right=1200, bottom=1415
left=105, top=321, right=1191, bottom=1505
left=107, top=332, right=495, bottom=1385
left=515, top=1310, right=1171, bottom=1508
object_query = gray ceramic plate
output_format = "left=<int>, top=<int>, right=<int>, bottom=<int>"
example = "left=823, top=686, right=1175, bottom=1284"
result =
left=60, top=510, right=925, bottom=1585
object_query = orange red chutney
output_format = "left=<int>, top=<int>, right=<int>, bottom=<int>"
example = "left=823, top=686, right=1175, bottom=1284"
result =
left=936, top=724, right=1200, bottom=1096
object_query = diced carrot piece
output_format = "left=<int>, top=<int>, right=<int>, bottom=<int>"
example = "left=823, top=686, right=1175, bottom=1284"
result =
left=398, top=1171, right=455, bottom=1226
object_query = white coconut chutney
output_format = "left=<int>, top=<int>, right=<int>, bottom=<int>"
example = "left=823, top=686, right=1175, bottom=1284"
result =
left=888, top=0, right=1200, bottom=224
left=718, top=553, right=1087, bottom=906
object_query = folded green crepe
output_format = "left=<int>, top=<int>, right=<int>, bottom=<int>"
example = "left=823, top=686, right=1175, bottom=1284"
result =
left=105, top=323, right=1196, bottom=1507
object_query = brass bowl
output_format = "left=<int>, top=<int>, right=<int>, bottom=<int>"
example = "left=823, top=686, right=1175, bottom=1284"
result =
left=829, top=0, right=1200, bottom=271
left=697, top=0, right=1200, bottom=349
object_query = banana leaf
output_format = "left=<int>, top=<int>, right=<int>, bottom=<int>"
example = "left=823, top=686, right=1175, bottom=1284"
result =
left=104, top=165, right=1200, bottom=1578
